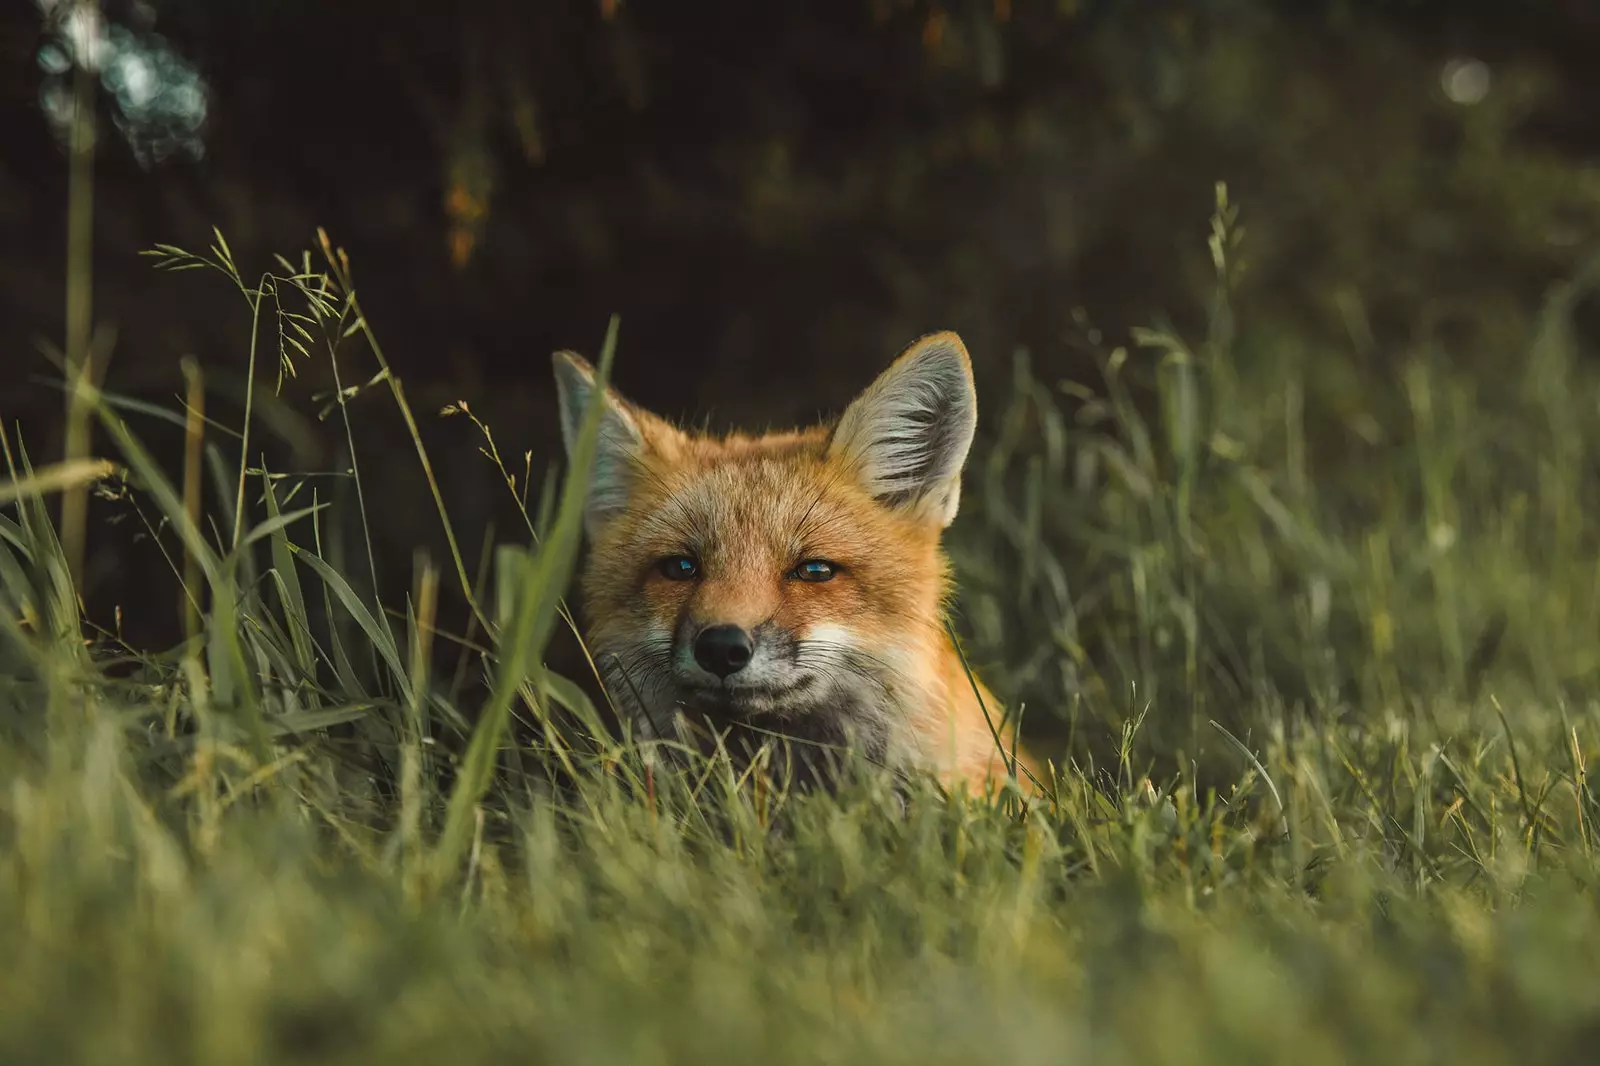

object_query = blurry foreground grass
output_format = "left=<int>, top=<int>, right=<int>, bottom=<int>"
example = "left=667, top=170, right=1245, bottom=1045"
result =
left=7, top=205, right=1600, bottom=1064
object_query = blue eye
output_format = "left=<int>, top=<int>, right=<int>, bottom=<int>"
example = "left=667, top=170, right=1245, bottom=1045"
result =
left=792, top=559, right=838, bottom=582
left=657, top=555, right=699, bottom=581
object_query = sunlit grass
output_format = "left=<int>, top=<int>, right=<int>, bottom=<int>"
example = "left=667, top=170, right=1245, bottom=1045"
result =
left=7, top=187, right=1600, bottom=1062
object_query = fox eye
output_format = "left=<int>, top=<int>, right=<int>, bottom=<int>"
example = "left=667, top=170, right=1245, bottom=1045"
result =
left=791, top=559, right=838, bottom=583
left=657, top=555, right=699, bottom=581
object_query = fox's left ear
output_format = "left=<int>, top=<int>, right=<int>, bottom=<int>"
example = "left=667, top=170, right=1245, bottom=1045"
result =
left=551, top=350, right=663, bottom=537
left=828, top=331, right=978, bottom=528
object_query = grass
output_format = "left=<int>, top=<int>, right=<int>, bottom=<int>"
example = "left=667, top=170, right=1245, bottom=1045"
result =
left=7, top=179, right=1600, bottom=1064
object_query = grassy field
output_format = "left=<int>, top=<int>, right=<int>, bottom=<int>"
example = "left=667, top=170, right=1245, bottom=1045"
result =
left=6, top=199, right=1600, bottom=1064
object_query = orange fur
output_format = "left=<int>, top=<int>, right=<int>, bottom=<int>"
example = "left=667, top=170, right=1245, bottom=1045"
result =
left=551, top=331, right=1042, bottom=796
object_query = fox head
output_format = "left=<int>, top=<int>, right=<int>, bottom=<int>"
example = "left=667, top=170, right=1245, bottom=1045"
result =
left=551, top=332, right=980, bottom=773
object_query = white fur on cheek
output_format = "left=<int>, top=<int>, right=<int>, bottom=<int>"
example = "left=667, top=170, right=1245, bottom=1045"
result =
left=801, top=622, right=903, bottom=696
left=803, top=622, right=863, bottom=650
left=597, top=624, right=677, bottom=734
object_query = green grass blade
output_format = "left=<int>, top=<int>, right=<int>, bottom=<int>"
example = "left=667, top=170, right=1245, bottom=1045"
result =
left=429, top=315, right=619, bottom=888
left=290, top=545, right=412, bottom=705
left=262, top=468, right=317, bottom=679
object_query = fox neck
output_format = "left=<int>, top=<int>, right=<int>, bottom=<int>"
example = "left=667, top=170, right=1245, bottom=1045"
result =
left=890, top=623, right=1018, bottom=785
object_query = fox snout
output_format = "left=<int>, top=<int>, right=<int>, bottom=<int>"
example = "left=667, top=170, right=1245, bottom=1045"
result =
left=691, top=624, right=753, bottom=678
left=675, top=619, right=801, bottom=696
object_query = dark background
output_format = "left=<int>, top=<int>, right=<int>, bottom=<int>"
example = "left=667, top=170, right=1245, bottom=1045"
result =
left=6, top=0, right=1600, bottom=743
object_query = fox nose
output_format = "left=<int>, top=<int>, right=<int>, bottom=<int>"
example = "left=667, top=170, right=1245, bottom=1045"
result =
left=693, top=624, right=753, bottom=678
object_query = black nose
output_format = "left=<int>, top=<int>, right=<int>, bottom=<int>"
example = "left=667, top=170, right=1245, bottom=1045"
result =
left=693, top=624, right=753, bottom=678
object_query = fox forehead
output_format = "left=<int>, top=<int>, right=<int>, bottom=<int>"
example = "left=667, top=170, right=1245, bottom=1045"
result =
left=608, top=428, right=907, bottom=566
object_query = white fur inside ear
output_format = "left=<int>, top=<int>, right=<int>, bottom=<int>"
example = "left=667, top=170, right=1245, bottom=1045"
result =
left=828, top=334, right=977, bottom=527
left=552, top=353, right=646, bottom=535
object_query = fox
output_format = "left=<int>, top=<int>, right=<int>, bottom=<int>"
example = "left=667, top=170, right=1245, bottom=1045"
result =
left=550, top=331, right=1043, bottom=796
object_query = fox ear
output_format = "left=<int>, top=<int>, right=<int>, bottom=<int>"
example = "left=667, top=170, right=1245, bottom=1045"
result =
left=828, top=331, right=978, bottom=528
left=552, top=351, right=655, bottom=536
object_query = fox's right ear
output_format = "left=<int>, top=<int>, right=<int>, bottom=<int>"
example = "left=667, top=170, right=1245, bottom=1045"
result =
left=552, top=351, right=651, bottom=536
left=829, top=331, right=978, bottom=528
